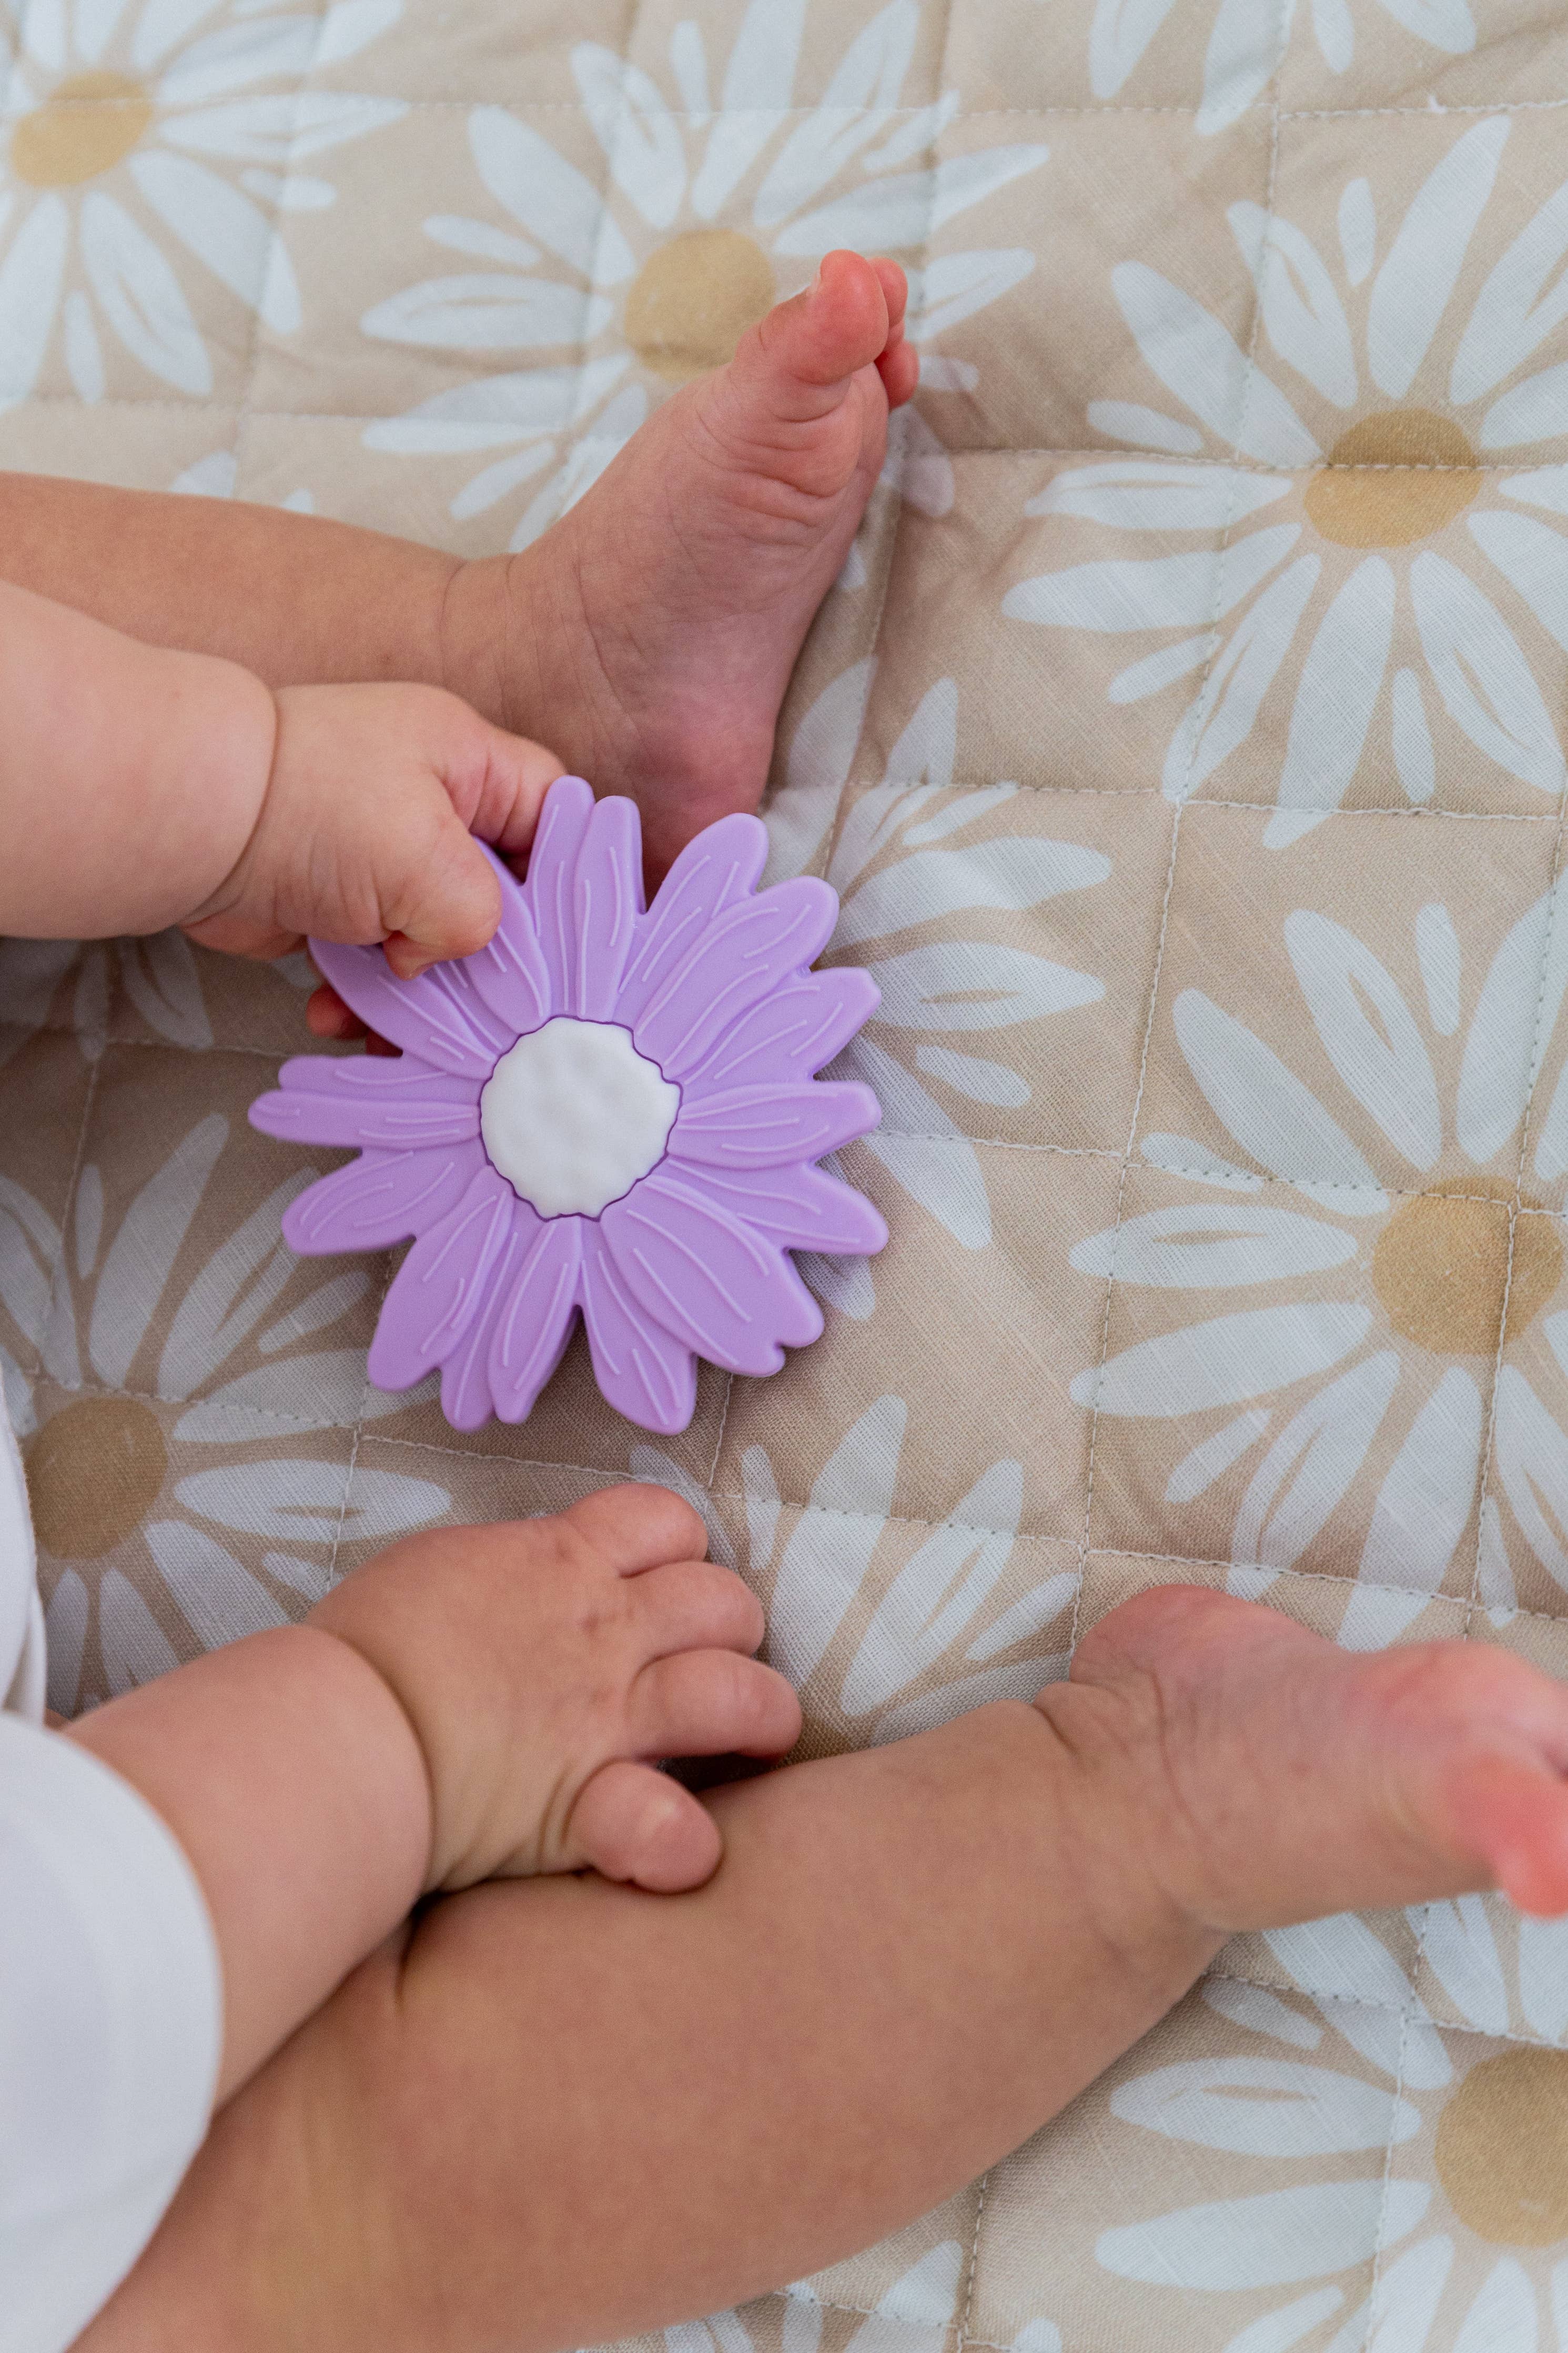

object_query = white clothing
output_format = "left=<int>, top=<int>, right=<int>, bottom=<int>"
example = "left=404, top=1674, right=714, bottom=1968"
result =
left=0, top=1389, right=221, bottom=2352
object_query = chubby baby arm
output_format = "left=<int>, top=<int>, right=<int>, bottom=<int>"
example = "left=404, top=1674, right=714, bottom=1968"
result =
left=65, top=1487, right=799, bottom=2105
left=0, top=576, right=560, bottom=972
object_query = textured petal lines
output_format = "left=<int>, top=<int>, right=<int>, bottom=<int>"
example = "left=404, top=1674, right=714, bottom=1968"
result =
left=614, top=813, right=771, bottom=1029
left=525, top=773, right=594, bottom=1013
left=488, top=1215, right=582, bottom=1422
left=467, top=840, right=552, bottom=1034
left=439, top=1221, right=527, bottom=1430
left=685, top=1163, right=888, bottom=1258
left=367, top=1167, right=514, bottom=1389
left=308, top=939, right=509, bottom=1074
left=282, top=1144, right=484, bottom=1254
left=580, top=1233, right=697, bottom=1434
left=632, top=880, right=840, bottom=1079
left=573, top=796, right=642, bottom=1018
left=602, top=1168, right=823, bottom=1375
left=250, top=1057, right=481, bottom=1149
left=684, top=969, right=881, bottom=1092
left=669, top=1080, right=881, bottom=1171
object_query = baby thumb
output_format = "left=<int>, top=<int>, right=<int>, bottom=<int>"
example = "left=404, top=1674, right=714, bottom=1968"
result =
left=382, top=810, right=503, bottom=979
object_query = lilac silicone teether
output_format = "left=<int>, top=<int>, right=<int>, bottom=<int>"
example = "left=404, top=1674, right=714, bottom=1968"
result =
left=248, top=776, right=886, bottom=1435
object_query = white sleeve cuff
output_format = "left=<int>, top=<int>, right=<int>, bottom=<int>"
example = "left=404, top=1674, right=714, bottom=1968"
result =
left=0, top=1715, right=223, bottom=2353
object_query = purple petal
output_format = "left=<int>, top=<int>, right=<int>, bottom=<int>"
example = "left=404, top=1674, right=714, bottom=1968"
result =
left=310, top=940, right=513, bottom=1078
left=466, top=841, right=553, bottom=1037
left=630, top=880, right=839, bottom=1080
left=600, top=1166, right=822, bottom=1376
left=669, top=1080, right=880, bottom=1172
left=682, top=969, right=880, bottom=1092
left=580, top=1230, right=697, bottom=1435
left=367, top=1165, right=515, bottom=1390
left=524, top=776, right=594, bottom=1014
left=573, top=797, right=642, bottom=1018
left=250, top=1057, right=480, bottom=1149
left=489, top=1215, right=583, bottom=1422
left=667, top=1163, right=887, bottom=1258
left=282, top=1143, right=486, bottom=1254
left=613, top=814, right=768, bottom=1031
left=439, top=1214, right=536, bottom=1430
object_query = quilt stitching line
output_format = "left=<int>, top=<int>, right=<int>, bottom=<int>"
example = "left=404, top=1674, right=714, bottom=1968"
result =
left=15, top=386, right=1568, bottom=479
left=25, top=1393, right=1568, bottom=1643
left=1071, top=21, right=1287, bottom=1645
left=16, top=387, right=1568, bottom=484
left=17, top=92, right=1568, bottom=119
left=1203, top=1966, right=1564, bottom=2046
left=1464, top=781, right=1568, bottom=1645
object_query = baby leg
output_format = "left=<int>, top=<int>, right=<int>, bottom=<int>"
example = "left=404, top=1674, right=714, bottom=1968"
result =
left=81, top=1585, right=1568, bottom=2353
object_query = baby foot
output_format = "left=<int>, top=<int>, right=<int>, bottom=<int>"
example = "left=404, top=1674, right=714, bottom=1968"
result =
left=448, top=251, right=917, bottom=876
left=310, top=1485, right=801, bottom=1896
left=1041, top=1585, right=1568, bottom=1936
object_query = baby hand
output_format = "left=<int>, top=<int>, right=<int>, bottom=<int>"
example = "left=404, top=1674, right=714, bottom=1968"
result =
left=309, top=1486, right=802, bottom=1894
left=183, top=681, right=563, bottom=980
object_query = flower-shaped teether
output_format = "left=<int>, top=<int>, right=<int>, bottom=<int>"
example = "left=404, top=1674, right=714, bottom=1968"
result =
left=248, top=777, right=886, bottom=1435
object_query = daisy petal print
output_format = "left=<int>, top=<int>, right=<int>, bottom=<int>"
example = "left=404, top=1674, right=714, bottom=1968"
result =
left=356, top=1, right=1049, bottom=541
left=12, top=1105, right=450, bottom=1708
left=0, top=0, right=405, bottom=400
left=1074, top=843, right=1568, bottom=1608
left=1016, top=116, right=1568, bottom=824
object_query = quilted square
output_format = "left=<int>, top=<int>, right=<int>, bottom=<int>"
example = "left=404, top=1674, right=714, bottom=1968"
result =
left=1137, top=800, right=1561, bottom=1195
left=917, top=106, right=1268, bottom=457
left=714, top=1139, right=1118, bottom=1545
left=817, top=773, right=1172, bottom=1158
left=1276, top=0, right=1568, bottom=116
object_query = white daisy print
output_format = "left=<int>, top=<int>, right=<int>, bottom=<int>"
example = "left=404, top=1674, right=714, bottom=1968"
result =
left=765, top=663, right=1110, bottom=1299
left=0, top=1115, right=448, bottom=1712
left=1071, top=885, right=1568, bottom=1636
left=1006, top=117, right=1568, bottom=837
left=1089, top=0, right=1477, bottom=133
left=359, top=0, right=1047, bottom=546
left=742, top=1391, right=1075, bottom=1739
left=0, top=928, right=215, bottom=1063
left=1101, top=1914, right=1568, bottom=2350
left=0, top=0, right=406, bottom=405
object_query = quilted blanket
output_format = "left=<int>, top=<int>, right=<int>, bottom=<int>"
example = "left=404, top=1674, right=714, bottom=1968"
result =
left=5, top=0, right=1568, bottom=2342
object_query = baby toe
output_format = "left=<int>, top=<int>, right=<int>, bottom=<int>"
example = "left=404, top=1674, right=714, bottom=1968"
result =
left=570, top=1758, right=722, bottom=1892
left=630, top=1558, right=766, bottom=1662
left=633, top=1648, right=801, bottom=1763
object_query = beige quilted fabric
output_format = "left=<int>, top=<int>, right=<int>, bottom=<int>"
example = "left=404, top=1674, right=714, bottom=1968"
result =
left=6, top=0, right=1568, bottom=2341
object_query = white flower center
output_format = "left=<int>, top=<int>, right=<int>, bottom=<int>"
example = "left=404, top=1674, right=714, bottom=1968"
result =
left=479, top=1018, right=679, bottom=1219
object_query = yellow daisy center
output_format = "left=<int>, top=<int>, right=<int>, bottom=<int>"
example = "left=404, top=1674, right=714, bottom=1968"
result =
left=1370, top=1179, right=1561, bottom=1357
left=1437, top=2048, right=1568, bottom=2245
left=11, top=71, right=154, bottom=188
left=624, top=229, right=775, bottom=380
left=26, top=1396, right=167, bottom=1558
left=1304, top=409, right=1483, bottom=549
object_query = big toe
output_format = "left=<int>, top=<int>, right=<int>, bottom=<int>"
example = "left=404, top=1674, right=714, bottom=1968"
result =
left=736, top=249, right=896, bottom=417
left=569, top=1758, right=723, bottom=1893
